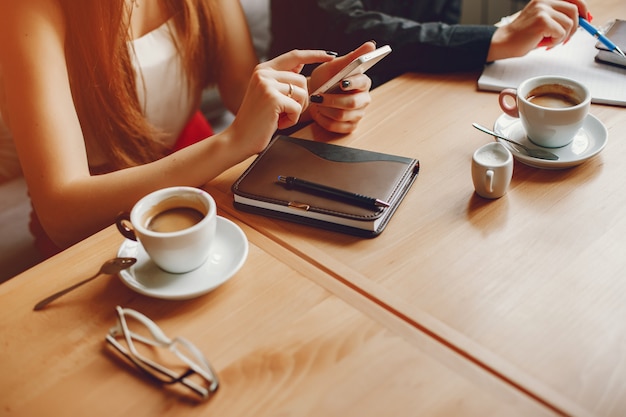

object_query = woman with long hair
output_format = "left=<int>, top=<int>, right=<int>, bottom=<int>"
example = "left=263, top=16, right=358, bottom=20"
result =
left=0, top=0, right=375, bottom=256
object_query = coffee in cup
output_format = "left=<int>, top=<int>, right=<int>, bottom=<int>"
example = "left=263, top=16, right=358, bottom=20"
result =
left=526, top=84, right=581, bottom=108
left=498, top=76, right=590, bottom=148
left=116, top=187, right=217, bottom=274
left=145, top=203, right=205, bottom=233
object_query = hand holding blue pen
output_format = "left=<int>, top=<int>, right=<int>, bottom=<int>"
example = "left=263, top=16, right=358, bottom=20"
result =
left=578, top=17, right=626, bottom=58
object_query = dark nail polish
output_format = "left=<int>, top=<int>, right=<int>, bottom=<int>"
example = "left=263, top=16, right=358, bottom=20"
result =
left=341, top=80, right=351, bottom=89
left=326, top=51, right=338, bottom=56
left=368, top=40, right=377, bottom=46
left=310, top=94, right=324, bottom=103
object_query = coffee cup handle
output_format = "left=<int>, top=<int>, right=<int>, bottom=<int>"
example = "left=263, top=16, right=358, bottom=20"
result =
left=498, top=88, right=519, bottom=118
left=485, top=169, right=494, bottom=194
left=115, top=212, right=138, bottom=241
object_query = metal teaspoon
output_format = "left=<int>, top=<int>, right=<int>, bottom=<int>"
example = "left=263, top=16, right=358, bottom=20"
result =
left=472, top=123, right=559, bottom=161
left=33, top=257, right=137, bottom=311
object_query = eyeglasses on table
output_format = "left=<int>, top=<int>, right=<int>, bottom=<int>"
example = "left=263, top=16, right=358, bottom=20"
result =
left=105, top=306, right=219, bottom=399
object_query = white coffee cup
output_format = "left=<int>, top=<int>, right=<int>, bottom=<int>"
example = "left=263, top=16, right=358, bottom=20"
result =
left=116, top=187, right=217, bottom=274
left=498, top=75, right=590, bottom=148
left=472, top=142, right=513, bottom=199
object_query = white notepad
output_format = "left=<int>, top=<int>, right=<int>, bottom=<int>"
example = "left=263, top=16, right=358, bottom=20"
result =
left=478, top=29, right=626, bottom=106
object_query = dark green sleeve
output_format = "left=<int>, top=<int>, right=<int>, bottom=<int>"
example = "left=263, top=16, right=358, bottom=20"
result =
left=270, top=0, right=497, bottom=86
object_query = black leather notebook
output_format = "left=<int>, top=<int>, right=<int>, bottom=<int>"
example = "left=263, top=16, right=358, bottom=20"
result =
left=595, top=19, right=626, bottom=68
left=231, top=135, right=419, bottom=237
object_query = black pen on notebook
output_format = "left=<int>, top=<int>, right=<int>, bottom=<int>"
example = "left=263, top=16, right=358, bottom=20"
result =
left=277, top=175, right=390, bottom=208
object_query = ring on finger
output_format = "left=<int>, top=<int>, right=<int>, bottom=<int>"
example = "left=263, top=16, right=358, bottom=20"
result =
left=287, top=83, right=294, bottom=98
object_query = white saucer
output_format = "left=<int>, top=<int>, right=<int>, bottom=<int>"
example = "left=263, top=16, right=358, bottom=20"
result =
left=493, top=113, right=608, bottom=169
left=117, top=216, right=248, bottom=300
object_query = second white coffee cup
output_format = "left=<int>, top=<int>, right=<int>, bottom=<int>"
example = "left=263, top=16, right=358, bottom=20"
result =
left=116, top=186, right=217, bottom=274
left=498, top=75, right=590, bottom=148
left=472, top=142, right=513, bottom=199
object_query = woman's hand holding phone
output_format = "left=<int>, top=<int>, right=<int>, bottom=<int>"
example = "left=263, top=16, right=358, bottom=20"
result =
left=307, top=42, right=389, bottom=133
left=311, top=44, right=391, bottom=95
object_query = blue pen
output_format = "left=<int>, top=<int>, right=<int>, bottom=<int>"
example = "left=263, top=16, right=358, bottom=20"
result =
left=578, top=17, right=626, bottom=58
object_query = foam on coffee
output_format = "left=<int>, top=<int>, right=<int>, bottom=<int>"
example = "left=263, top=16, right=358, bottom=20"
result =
left=143, top=196, right=207, bottom=233
left=475, top=148, right=508, bottom=165
left=526, top=83, right=581, bottom=108
left=147, top=207, right=204, bottom=233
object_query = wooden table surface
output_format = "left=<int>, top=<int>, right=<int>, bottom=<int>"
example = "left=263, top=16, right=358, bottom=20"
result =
left=0, top=215, right=554, bottom=416
left=204, top=5, right=626, bottom=417
left=212, top=82, right=626, bottom=417
left=3, top=2, right=625, bottom=416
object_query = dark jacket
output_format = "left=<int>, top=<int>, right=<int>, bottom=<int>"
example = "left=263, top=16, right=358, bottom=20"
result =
left=269, top=0, right=497, bottom=87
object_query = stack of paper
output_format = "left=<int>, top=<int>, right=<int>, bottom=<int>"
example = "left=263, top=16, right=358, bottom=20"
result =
left=478, top=29, right=626, bottom=106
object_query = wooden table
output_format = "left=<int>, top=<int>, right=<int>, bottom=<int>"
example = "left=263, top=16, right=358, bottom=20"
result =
left=205, top=6, right=626, bottom=417
left=0, top=214, right=553, bottom=416
left=3, top=3, right=624, bottom=416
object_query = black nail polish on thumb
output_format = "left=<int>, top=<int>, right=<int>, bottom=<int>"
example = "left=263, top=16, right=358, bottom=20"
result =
left=326, top=51, right=338, bottom=56
left=341, top=80, right=351, bottom=89
left=310, top=95, right=324, bottom=103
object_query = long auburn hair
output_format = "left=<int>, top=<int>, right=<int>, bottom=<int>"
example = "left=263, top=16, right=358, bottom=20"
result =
left=59, top=0, right=222, bottom=171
